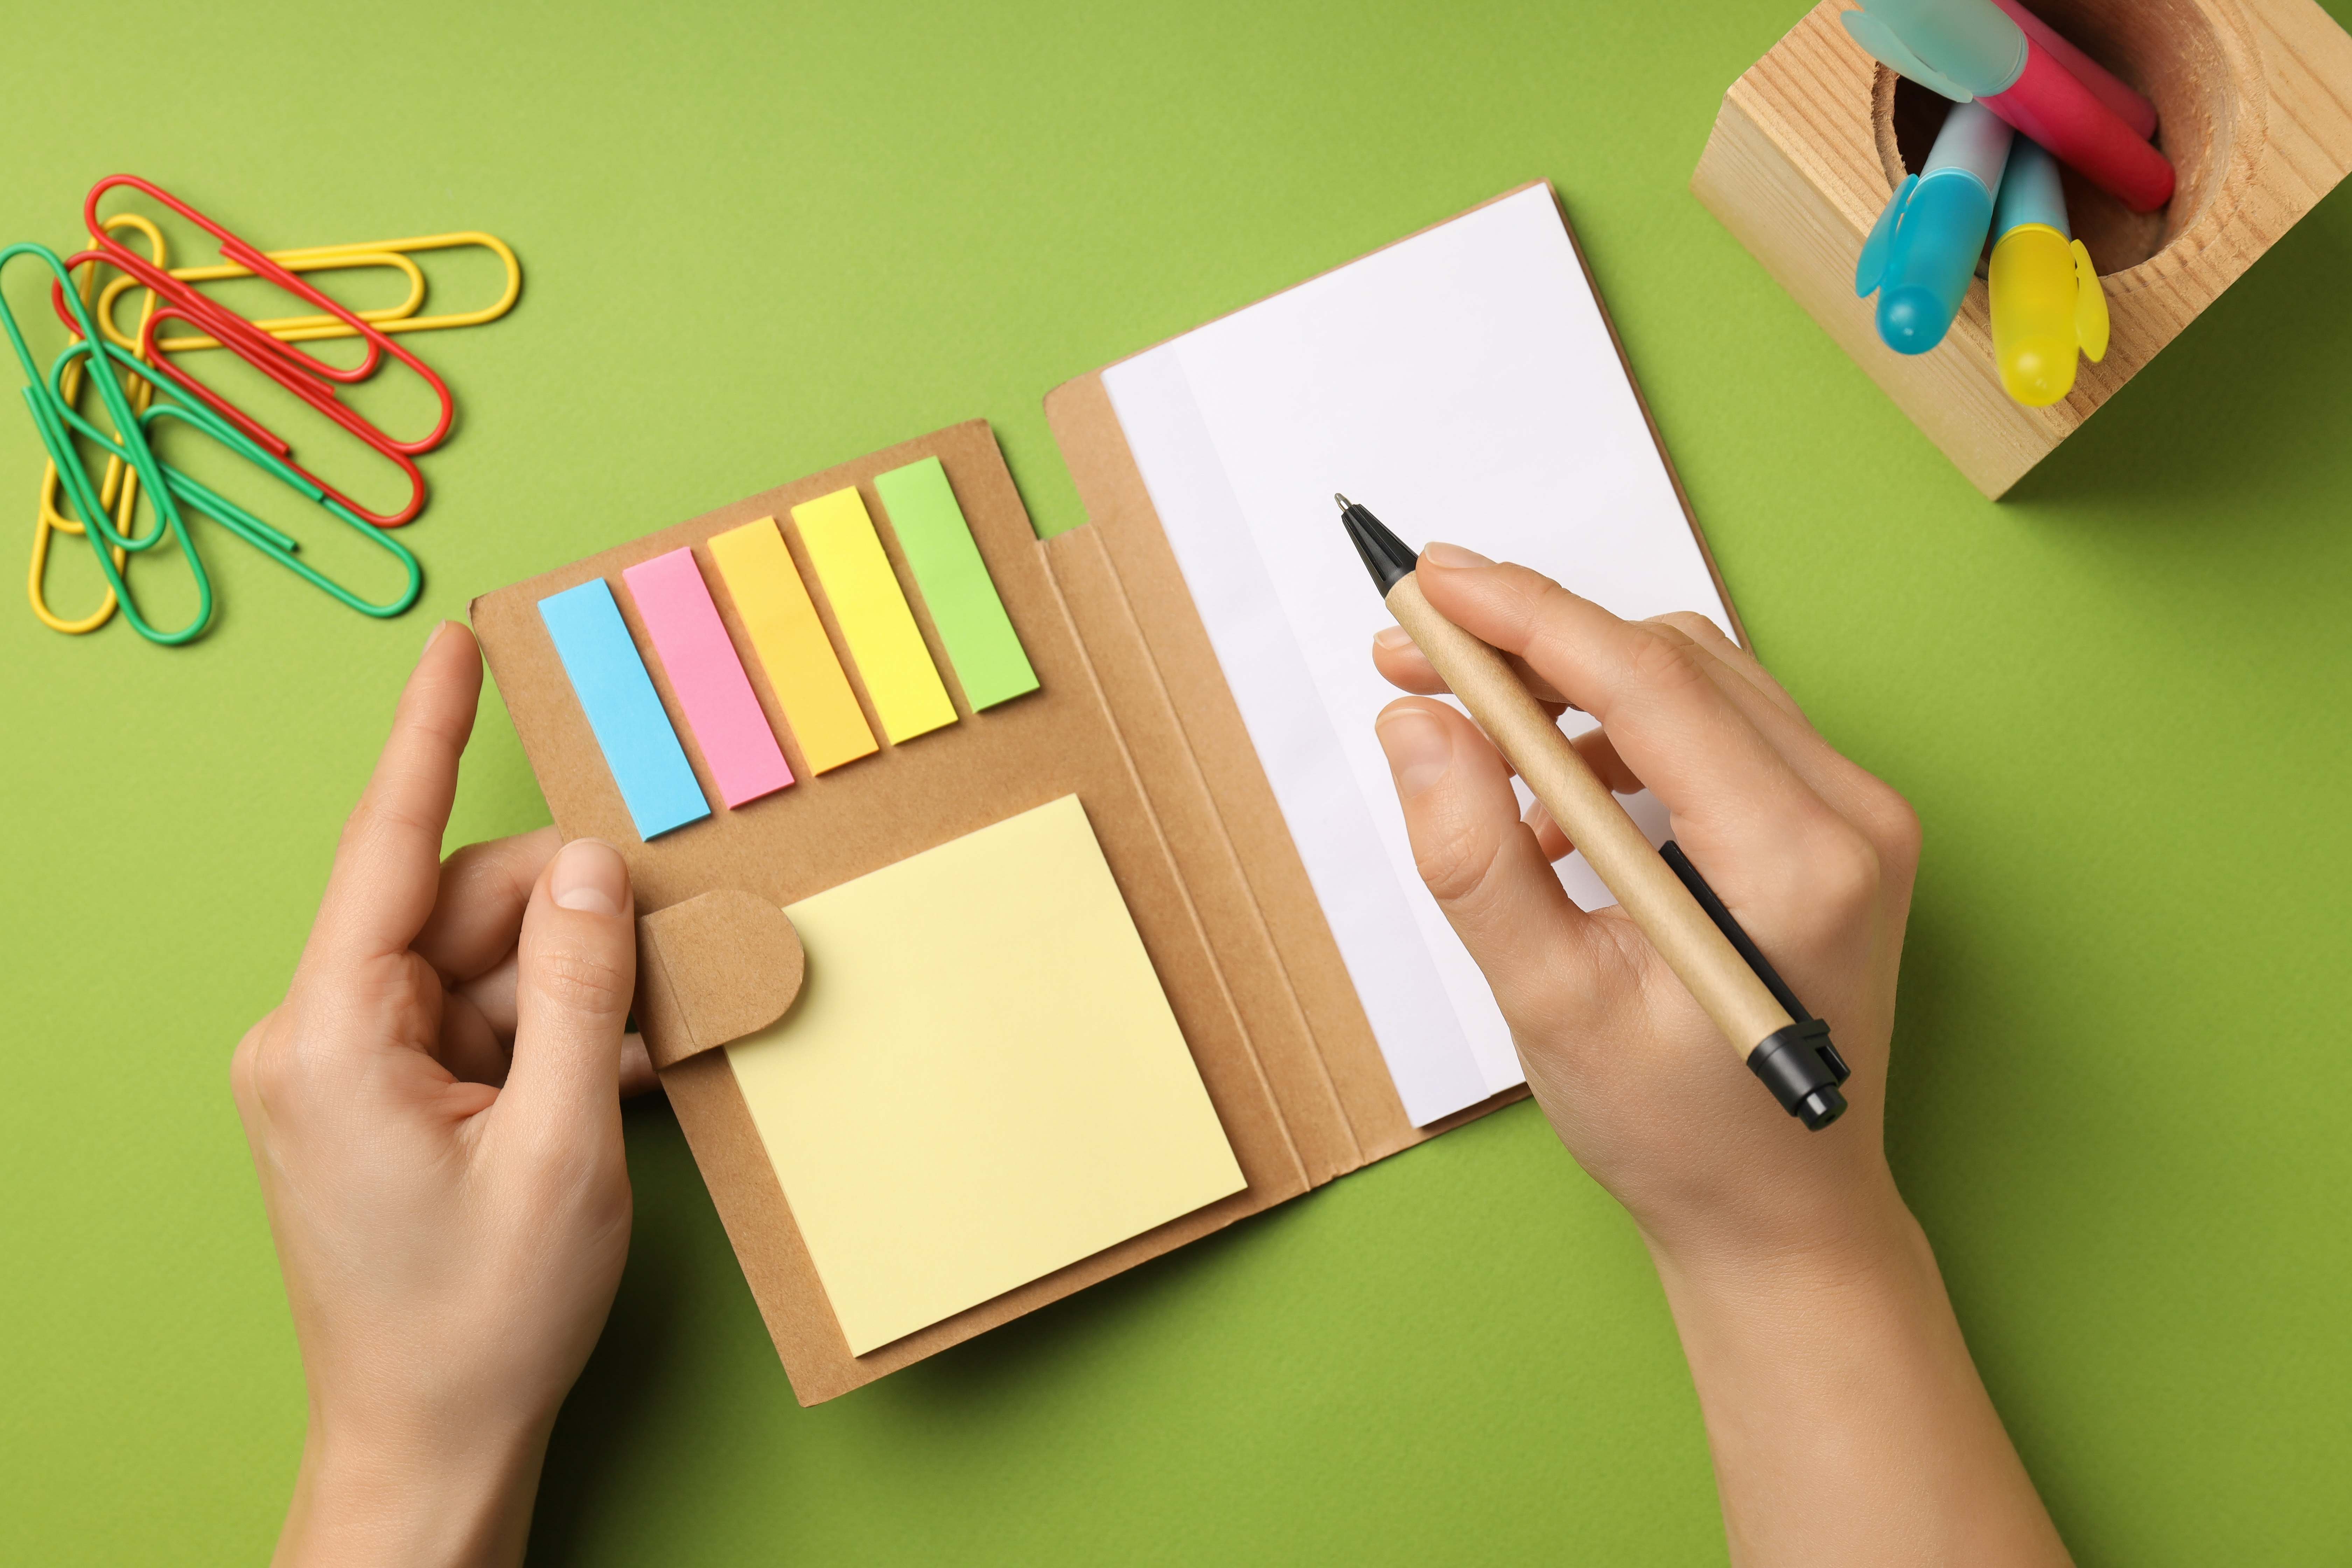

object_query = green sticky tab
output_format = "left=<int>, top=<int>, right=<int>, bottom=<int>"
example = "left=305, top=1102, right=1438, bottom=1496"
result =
left=873, top=457, right=1040, bottom=710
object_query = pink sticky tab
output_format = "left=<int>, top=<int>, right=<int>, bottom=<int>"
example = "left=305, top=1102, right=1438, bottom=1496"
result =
left=622, top=548, right=794, bottom=808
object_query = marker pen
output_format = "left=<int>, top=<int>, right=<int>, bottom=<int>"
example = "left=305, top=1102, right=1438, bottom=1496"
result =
left=1985, top=0, right=2158, bottom=140
left=1988, top=137, right=2110, bottom=405
left=1858, top=0, right=2174, bottom=212
left=1856, top=100, right=2014, bottom=355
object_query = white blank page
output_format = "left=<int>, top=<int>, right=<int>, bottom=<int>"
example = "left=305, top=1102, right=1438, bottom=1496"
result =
left=1102, top=184, right=1733, bottom=1126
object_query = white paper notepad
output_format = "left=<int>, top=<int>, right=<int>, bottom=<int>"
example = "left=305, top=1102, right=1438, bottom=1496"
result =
left=1101, top=184, right=1734, bottom=1126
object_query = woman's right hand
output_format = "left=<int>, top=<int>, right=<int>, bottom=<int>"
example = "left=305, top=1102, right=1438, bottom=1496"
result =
left=1370, top=545, right=2070, bottom=1567
left=1368, top=542, right=1920, bottom=1264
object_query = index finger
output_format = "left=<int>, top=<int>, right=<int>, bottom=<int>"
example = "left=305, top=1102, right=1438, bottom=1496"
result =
left=1413, top=546, right=1828, bottom=847
left=302, top=622, right=485, bottom=972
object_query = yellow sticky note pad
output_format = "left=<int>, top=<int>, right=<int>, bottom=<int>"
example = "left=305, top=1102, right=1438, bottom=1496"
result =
left=706, top=517, right=878, bottom=774
left=726, top=795, right=1246, bottom=1355
left=790, top=486, right=957, bottom=744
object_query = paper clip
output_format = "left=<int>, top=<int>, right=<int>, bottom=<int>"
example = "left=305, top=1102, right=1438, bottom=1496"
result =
left=47, top=340, right=422, bottom=622
left=58, top=177, right=456, bottom=528
left=135, top=299, right=432, bottom=528
left=93, top=247, right=427, bottom=356
left=29, top=215, right=171, bottom=633
left=55, top=180, right=434, bottom=526
left=74, top=176, right=454, bottom=436
left=93, top=232, right=521, bottom=354
left=4, top=242, right=210, bottom=644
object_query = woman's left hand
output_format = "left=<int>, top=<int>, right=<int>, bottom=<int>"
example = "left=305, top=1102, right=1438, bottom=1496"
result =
left=233, top=621, right=652, bottom=1568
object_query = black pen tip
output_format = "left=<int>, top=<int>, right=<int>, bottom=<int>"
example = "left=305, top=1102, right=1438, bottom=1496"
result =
left=1336, top=493, right=1418, bottom=596
left=1334, top=492, right=1351, bottom=509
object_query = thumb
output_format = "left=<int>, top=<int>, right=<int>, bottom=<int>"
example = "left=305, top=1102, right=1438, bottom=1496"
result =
left=504, top=838, right=636, bottom=1134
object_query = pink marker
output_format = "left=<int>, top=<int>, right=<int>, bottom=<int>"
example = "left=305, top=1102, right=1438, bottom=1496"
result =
left=1863, top=0, right=2174, bottom=213
left=1987, top=0, right=2158, bottom=141
left=622, top=547, right=794, bottom=808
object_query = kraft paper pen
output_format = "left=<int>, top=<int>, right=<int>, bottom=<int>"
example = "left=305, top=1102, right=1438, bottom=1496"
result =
left=1337, top=496, right=1851, bottom=1130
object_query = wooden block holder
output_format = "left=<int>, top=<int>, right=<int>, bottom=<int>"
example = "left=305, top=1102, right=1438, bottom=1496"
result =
left=1692, top=0, right=2352, bottom=497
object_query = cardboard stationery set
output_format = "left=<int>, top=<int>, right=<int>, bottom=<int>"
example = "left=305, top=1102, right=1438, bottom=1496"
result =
left=469, top=183, right=1742, bottom=1405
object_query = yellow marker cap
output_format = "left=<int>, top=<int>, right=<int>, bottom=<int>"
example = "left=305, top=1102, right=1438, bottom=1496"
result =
left=2071, top=238, right=2110, bottom=363
left=1990, top=223, right=2084, bottom=407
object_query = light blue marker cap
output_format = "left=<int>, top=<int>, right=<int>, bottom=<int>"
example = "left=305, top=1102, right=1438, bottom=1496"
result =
left=1842, top=9, right=1975, bottom=102
left=1861, top=0, right=2027, bottom=96
left=1855, top=103, right=2014, bottom=355
left=1994, top=137, right=2070, bottom=241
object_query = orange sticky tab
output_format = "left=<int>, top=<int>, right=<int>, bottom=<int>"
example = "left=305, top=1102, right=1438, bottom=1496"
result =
left=706, top=517, right=879, bottom=774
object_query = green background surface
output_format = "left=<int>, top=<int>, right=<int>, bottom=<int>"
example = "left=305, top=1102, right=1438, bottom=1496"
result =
left=5, top=1, right=2350, bottom=1561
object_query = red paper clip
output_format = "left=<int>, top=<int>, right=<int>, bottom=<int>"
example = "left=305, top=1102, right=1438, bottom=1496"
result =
left=51, top=176, right=456, bottom=524
left=75, top=175, right=454, bottom=448
left=139, top=302, right=429, bottom=528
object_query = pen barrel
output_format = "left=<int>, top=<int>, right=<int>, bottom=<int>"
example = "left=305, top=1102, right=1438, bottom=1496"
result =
left=1984, top=44, right=2175, bottom=213
left=1984, top=0, right=2157, bottom=139
left=1385, top=576, right=1795, bottom=1061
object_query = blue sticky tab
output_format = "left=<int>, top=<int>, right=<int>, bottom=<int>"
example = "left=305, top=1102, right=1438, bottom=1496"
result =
left=538, top=579, right=711, bottom=840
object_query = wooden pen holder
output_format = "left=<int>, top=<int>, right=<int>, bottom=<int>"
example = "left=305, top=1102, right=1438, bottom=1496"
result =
left=1692, top=0, right=2352, bottom=497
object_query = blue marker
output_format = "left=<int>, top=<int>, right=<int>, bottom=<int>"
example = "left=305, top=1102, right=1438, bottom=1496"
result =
left=1854, top=101, right=2014, bottom=355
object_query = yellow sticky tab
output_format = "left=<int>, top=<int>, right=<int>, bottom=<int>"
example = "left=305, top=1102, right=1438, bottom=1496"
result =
left=725, top=796, right=1246, bottom=1356
left=2072, top=239, right=2110, bottom=363
left=707, top=517, right=878, bottom=774
left=791, top=487, right=957, bottom=744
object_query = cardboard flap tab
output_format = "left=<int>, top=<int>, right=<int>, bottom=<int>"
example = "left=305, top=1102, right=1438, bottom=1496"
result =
left=636, top=890, right=804, bottom=1069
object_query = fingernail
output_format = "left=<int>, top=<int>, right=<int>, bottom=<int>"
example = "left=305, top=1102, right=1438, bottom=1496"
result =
left=551, top=839, right=629, bottom=915
left=1372, top=625, right=1414, bottom=651
left=1421, top=542, right=1493, bottom=569
left=421, top=618, right=455, bottom=656
left=1376, top=707, right=1454, bottom=797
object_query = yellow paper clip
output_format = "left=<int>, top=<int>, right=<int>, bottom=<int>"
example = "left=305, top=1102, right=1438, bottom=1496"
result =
left=29, top=214, right=170, bottom=634
left=93, top=231, right=521, bottom=354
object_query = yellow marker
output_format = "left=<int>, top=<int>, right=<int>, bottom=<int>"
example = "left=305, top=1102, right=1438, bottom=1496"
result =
left=790, top=487, right=957, bottom=744
left=1989, top=140, right=2110, bottom=407
left=707, top=517, right=880, bottom=774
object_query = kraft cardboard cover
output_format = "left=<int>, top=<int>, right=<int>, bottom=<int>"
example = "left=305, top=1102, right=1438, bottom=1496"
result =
left=471, top=422, right=1311, bottom=1404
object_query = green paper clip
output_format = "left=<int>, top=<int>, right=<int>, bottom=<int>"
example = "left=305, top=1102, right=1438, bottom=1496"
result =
left=46, top=340, right=421, bottom=621
left=2, top=242, right=211, bottom=643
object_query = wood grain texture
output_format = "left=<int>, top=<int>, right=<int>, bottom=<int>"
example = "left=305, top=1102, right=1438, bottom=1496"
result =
left=1693, top=0, right=2352, bottom=497
left=1384, top=576, right=1793, bottom=1058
